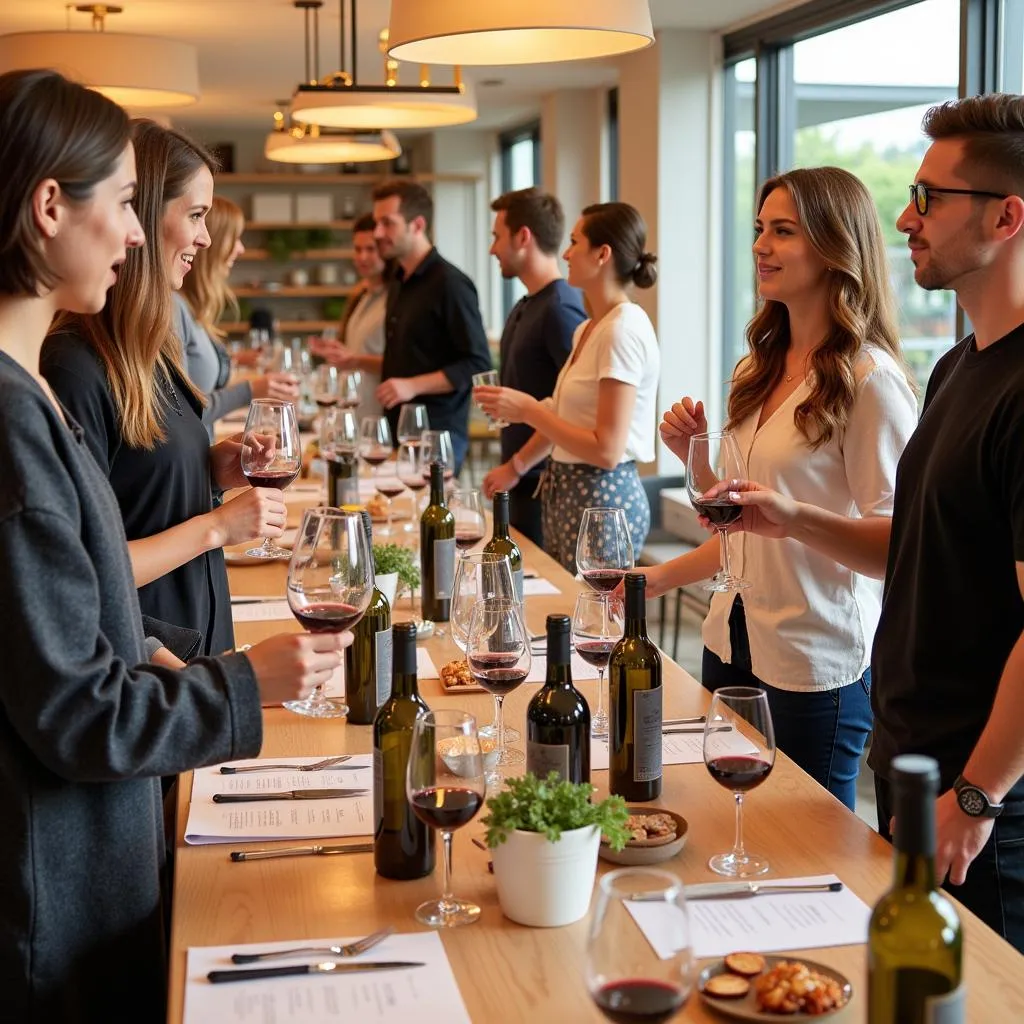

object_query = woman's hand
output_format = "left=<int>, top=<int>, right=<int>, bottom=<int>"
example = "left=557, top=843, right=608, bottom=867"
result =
left=309, top=336, right=358, bottom=369
left=473, top=385, right=537, bottom=426
left=251, top=372, right=300, bottom=401
left=207, top=487, right=287, bottom=548
left=698, top=480, right=799, bottom=540
left=612, top=564, right=671, bottom=600
left=659, top=397, right=707, bottom=465
left=244, top=631, right=352, bottom=705
left=209, top=435, right=249, bottom=490
left=481, top=461, right=521, bottom=499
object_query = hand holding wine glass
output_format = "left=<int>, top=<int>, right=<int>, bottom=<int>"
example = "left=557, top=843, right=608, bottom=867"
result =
left=572, top=591, right=622, bottom=740
left=576, top=507, right=634, bottom=593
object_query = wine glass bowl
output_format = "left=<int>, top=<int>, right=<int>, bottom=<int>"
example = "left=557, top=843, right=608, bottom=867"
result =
left=313, top=364, right=339, bottom=409
left=576, top=507, right=635, bottom=594
left=449, top=487, right=487, bottom=551
left=472, top=369, right=509, bottom=429
left=421, top=429, right=455, bottom=483
left=338, top=370, right=361, bottom=409
left=397, top=403, right=430, bottom=447
left=572, top=591, right=622, bottom=740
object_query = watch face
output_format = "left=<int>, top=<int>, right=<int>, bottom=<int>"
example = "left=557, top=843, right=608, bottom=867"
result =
left=959, top=787, right=987, bottom=816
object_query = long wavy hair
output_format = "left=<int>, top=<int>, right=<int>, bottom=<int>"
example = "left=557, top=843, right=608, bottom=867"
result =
left=180, top=193, right=243, bottom=340
left=727, top=167, right=914, bottom=449
left=51, top=119, right=213, bottom=449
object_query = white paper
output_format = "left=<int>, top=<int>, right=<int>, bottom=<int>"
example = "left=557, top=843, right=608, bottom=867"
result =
left=184, top=931, right=471, bottom=1024
left=231, top=599, right=294, bottom=623
left=184, top=755, right=374, bottom=845
left=625, top=875, right=870, bottom=960
left=525, top=652, right=600, bottom=684
left=415, top=648, right=440, bottom=680
left=522, top=577, right=560, bottom=596
left=589, top=726, right=757, bottom=771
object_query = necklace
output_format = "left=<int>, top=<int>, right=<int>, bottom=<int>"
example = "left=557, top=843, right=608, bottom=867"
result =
left=158, top=368, right=183, bottom=417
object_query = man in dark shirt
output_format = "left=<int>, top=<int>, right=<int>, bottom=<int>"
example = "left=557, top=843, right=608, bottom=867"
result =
left=372, top=180, right=491, bottom=474
left=480, top=188, right=585, bottom=545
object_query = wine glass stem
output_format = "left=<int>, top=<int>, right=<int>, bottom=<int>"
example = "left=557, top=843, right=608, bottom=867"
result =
left=439, top=830, right=456, bottom=915
left=262, top=535, right=274, bottom=553
left=718, top=528, right=733, bottom=579
left=732, top=792, right=746, bottom=861
left=596, top=668, right=605, bottom=717
left=494, top=695, right=505, bottom=750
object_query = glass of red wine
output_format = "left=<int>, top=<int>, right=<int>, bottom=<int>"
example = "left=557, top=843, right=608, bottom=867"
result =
left=283, top=507, right=374, bottom=718
left=576, top=507, right=634, bottom=595
left=313, top=364, right=339, bottom=411
left=397, top=440, right=428, bottom=520
left=420, top=429, right=455, bottom=485
left=449, top=487, right=487, bottom=552
left=240, top=399, right=301, bottom=559
left=572, top=590, right=622, bottom=740
left=406, top=709, right=486, bottom=928
left=704, top=686, right=776, bottom=876
left=687, top=430, right=751, bottom=592
left=586, top=867, right=692, bottom=1023
left=359, top=414, right=394, bottom=494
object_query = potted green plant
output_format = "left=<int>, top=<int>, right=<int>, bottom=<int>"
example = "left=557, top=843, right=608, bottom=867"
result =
left=482, top=772, right=630, bottom=927
left=372, top=542, right=420, bottom=608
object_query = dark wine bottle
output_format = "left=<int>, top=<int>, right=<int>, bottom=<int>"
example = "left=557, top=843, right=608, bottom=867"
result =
left=326, top=449, right=359, bottom=507
left=608, top=572, right=662, bottom=801
left=526, top=614, right=590, bottom=784
left=868, top=755, right=963, bottom=1024
left=419, top=461, right=455, bottom=624
left=345, top=511, right=392, bottom=725
left=373, top=622, right=435, bottom=880
left=483, top=490, right=523, bottom=603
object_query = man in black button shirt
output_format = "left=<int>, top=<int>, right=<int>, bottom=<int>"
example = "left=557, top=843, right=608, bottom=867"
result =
left=372, top=180, right=491, bottom=474
left=480, top=188, right=585, bottom=545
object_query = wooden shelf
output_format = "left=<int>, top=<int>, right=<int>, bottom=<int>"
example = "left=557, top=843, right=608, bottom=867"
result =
left=218, top=172, right=481, bottom=185
left=246, top=220, right=355, bottom=231
left=234, top=285, right=357, bottom=299
left=220, top=319, right=337, bottom=334
left=237, top=247, right=354, bottom=262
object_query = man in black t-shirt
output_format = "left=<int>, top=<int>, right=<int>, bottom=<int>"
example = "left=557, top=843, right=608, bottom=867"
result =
left=480, top=188, right=586, bottom=545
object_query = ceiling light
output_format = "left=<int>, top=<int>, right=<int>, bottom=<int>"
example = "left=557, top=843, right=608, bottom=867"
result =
left=386, top=0, right=654, bottom=66
left=0, top=4, right=199, bottom=108
left=265, top=124, right=401, bottom=164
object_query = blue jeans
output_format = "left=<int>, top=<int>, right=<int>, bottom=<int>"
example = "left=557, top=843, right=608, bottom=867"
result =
left=702, top=597, right=873, bottom=811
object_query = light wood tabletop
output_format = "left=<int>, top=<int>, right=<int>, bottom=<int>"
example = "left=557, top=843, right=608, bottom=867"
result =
left=168, top=504, right=1024, bottom=1023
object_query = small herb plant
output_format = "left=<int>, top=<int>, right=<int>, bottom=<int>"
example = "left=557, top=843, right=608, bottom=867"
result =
left=373, top=542, right=420, bottom=595
left=482, top=772, right=631, bottom=851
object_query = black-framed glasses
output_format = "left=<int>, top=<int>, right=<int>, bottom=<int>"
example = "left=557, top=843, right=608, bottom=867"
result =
left=909, top=182, right=1009, bottom=216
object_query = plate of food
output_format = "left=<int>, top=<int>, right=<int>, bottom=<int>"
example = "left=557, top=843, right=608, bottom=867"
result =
left=699, top=954, right=852, bottom=1020
left=438, top=658, right=486, bottom=693
left=599, top=808, right=688, bottom=865
left=365, top=493, right=412, bottom=524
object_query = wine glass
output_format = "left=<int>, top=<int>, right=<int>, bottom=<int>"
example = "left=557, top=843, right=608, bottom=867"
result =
left=397, top=403, right=430, bottom=447
left=313, top=364, right=339, bottom=410
left=283, top=507, right=374, bottom=717
left=472, top=369, right=509, bottom=430
left=398, top=440, right=428, bottom=519
left=572, top=591, right=622, bottom=740
left=321, top=407, right=358, bottom=506
left=450, top=487, right=487, bottom=552
left=704, top=686, right=776, bottom=877
left=359, top=414, right=393, bottom=476
left=575, top=507, right=634, bottom=593
left=406, top=709, right=486, bottom=927
left=687, top=430, right=751, bottom=592
left=586, top=868, right=692, bottom=1023
left=374, top=464, right=406, bottom=538
left=339, top=370, right=362, bottom=409
left=421, top=429, right=455, bottom=484
left=240, top=399, right=301, bottom=559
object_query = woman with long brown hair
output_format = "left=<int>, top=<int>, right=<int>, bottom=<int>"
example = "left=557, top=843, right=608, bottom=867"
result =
left=647, top=167, right=918, bottom=809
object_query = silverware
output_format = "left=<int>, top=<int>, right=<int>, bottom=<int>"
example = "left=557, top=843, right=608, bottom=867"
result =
left=663, top=716, right=706, bottom=726
left=207, top=960, right=424, bottom=984
left=230, top=842, right=374, bottom=862
left=230, top=596, right=283, bottom=605
left=662, top=724, right=733, bottom=736
left=220, top=755, right=353, bottom=774
left=212, top=788, right=369, bottom=803
left=684, top=880, right=844, bottom=901
left=231, top=926, right=394, bottom=964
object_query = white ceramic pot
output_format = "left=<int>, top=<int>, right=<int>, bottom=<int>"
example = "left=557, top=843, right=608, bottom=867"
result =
left=375, top=572, right=398, bottom=609
left=491, top=825, right=601, bottom=927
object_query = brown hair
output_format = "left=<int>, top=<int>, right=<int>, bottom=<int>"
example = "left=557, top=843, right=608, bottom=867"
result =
left=353, top=212, right=376, bottom=234
left=491, top=187, right=566, bottom=255
left=579, top=202, right=657, bottom=288
left=52, top=119, right=215, bottom=448
left=372, top=178, right=432, bottom=232
left=180, top=194, right=243, bottom=340
left=728, top=167, right=914, bottom=449
left=0, top=69, right=130, bottom=297
left=923, top=95, right=1024, bottom=196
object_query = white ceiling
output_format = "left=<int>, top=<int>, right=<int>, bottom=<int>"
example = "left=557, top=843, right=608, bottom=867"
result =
left=0, top=0, right=786, bottom=131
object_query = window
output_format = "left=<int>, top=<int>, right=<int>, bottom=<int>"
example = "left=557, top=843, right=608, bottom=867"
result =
left=499, top=122, right=541, bottom=318
left=1000, top=0, right=1024, bottom=89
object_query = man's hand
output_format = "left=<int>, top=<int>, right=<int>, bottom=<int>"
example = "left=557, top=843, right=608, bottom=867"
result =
left=377, top=376, right=418, bottom=409
left=935, top=788, right=996, bottom=886
left=309, top=336, right=358, bottom=369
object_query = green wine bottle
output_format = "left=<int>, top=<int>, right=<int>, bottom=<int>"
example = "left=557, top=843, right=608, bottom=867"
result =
left=373, top=622, right=435, bottom=880
left=483, top=490, right=523, bottom=603
left=868, top=754, right=964, bottom=1024
left=326, top=449, right=359, bottom=508
left=419, top=461, right=455, bottom=624
left=608, top=572, right=662, bottom=802
left=345, top=511, right=392, bottom=726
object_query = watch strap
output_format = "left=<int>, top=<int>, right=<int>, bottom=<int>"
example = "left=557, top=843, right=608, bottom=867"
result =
left=954, top=774, right=1005, bottom=818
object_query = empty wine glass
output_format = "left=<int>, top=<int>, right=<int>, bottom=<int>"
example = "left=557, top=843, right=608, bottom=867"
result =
left=575, top=507, right=634, bottom=593
left=240, top=399, right=301, bottom=559
left=314, top=364, right=339, bottom=410
left=586, top=868, right=693, bottom=1023
left=406, top=709, right=486, bottom=927
left=421, top=429, right=455, bottom=484
left=472, top=369, right=509, bottom=430
left=450, top=487, right=487, bottom=552
left=687, top=430, right=751, bottom=592
left=704, top=686, right=776, bottom=876
left=283, top=507, right=374, bottom=718
left=339, top=370, right=361, bottom=409
left=397, top=403, right=430, bottom=447
left=572, top=591, right=622, bottom=740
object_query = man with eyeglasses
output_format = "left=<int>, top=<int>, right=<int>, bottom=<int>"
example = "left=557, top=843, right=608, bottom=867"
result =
left=709, top=94, right=1024, bottom=952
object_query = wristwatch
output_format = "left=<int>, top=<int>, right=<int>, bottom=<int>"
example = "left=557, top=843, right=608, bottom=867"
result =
left=953, top=775, right=1004, bottom=818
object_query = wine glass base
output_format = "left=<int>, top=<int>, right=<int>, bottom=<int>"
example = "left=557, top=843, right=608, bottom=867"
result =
left=415, top=898, right=481, bottom=929
left=501, top=725, right=521, bottom=744
left=702, top=573, right=752, bottom=593
left=590, top=712, right=609, bottom=739
left=282, top=697, right=349, bottom=719
left=244, top=543, right=291, bottom=559
left=495, top=746, right=525, bottom=767
left=707, top=851, right=770, bottom=877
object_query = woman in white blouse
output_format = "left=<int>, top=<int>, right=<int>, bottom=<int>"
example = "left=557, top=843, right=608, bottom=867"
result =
left=476, top=202, right=661, bottom=572
left=650, top=167, right=918, bottom=810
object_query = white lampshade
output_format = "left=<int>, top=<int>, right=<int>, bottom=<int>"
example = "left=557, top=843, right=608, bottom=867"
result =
left=0, top=30, right=200, bottom=107
left=386, top=0, right=654, bottom=66
left=265, top=129, right=402, bottom=164
left=291, top=81, right=477, bottom=130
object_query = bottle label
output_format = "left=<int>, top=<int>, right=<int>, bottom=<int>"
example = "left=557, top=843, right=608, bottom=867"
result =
left=374, top=627, right=393, bottom=706
left=527, top=740, right=570, bottom=782
left=514, top=567, right=525, bottom=604
left=433, top=537, right=456, bottom=599
left=633, top=687, right=663, bottom=783
left=925, top=985, right=966, bottom=1024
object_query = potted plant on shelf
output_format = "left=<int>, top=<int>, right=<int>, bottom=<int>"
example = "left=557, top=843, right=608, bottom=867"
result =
left=482, top=772, right=630, bottom=928
left=372, top=543, right=420, bottom=609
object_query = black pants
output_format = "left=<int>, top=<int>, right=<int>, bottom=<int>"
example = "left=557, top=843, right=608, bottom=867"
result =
left=509, top=476, right=544, bottom=548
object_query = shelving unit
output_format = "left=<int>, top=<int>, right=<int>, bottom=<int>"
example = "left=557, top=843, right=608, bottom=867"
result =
left=234, top=285, right=358, bottom=299
left=237, top=247, right=354, bottom=260
left=221, top=319, right=336, bottom=334
left=245, top=219, right=355, bottom=231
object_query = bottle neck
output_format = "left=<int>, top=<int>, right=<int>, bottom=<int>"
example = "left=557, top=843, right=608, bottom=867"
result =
left=429, top=473, right=445, bottom=506
left=545, top=629, right=572, bottom=687
left=492, top=495, right=510, bottom=539
left=392, top=633, right=419, bottom=697
left=893, top=789, right=937, bottom=890
left=624, top=587, right=647, bottom=636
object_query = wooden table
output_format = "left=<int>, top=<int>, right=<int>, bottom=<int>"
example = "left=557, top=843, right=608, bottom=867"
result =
left=168, top=518, right=1024, bottom=1023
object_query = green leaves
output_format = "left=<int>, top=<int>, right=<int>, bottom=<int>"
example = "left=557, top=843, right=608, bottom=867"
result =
left=481, top=772, right=631, bottom=851
left=372, top=543, right=420, bottom=593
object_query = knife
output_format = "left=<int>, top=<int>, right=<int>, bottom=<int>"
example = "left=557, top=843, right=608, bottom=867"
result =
left=684, top=880, right=844, bottom=900
left=213, top=789, right=369, bottom=803
left=230, top=597, right=283, bottom=605
left=230, top=842, right=374, bottom=861
left=207, top=960, right=425, bottom=984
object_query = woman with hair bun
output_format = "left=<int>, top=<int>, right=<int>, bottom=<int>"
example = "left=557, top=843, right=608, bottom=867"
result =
left=477, top=201, right=660, bottom=569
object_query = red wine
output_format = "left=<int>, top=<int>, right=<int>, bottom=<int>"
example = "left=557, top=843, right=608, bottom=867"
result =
left=468, top=653, right=529, bottom=695
left=593, top=979, right=686, bottom=1024
left=692, top=498, right=742, bottom=527
left=245, top=469, right=298, bottom=490
left=410, top=786, right=483, bottom=830
left=315, top=396, right=338, bottom=409
left=707, top=754, right=773, bottom=793
left=376, top=484, right=406, bottom=499
left=421, top=468, right=454, bottom=482
left=455, top=530, right=485, bottom=550
left=582, top=568, right=626, bottom=593
left=576, top=640, right=615, bottom=669
left=340, top=398, right=360, bottom=409
left=401, top=475, right=428, bottom=491
left=361, top=449, right=392, bottom=466
left=291, top=601, right=362, bottom=633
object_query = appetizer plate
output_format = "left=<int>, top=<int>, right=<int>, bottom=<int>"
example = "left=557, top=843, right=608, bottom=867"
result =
left=599, top=807, right=688, bottom=865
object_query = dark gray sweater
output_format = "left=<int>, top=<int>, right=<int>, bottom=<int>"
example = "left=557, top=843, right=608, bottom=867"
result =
left=0, top=353, right=262, bottom=1022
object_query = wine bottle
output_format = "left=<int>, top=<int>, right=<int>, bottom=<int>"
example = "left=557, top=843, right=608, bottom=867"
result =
left=526, top=614, right=590, bottom=784
left=345, top=511, right=392, bottom=726
left=608, top=572, right=662, bottom=801
left=868, top=755, right=964, bottom=1024
left=373, top=622, right=435, bottom=880
left=483, top=490, right=523, bottom=603
left=326, top=449, right=359, bottom=508
left=419, top=461, right=455, bottom=624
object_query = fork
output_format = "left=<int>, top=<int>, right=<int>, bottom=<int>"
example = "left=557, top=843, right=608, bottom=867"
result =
left=230, top=926, right=395, bottom=964
left=219, top=755, right=352, bottom=774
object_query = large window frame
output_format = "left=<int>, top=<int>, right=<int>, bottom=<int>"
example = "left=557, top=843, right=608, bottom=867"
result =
left=498, top=121, right=541, bottom=320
